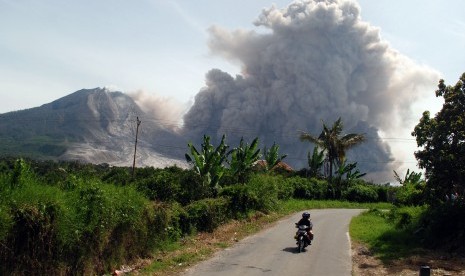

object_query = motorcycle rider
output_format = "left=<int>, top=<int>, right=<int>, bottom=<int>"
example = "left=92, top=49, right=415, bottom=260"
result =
left=296, top=212, right=314, bottom=244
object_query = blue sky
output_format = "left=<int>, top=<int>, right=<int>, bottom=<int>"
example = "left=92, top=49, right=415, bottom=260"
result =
left=1, top=0, right=464, bottom=114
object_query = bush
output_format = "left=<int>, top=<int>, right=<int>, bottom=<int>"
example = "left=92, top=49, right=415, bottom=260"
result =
left=344, top=184, right=379, bottom=202
left=419, top=201, right=465, bottom=253
left=0, top=162, right=157, bottom=275
left=287, top=177, right=328, bottom=199
left=219, top=174, right=282, bottom=217
left=394, top=182, right=426, bottom=206
left=220, top=185, right=259, bottom=216
left=185, top=198, right=230, bottom=232
left=135, top=170, right=181, bottom=202
left=150, top=201, right=189, bottom=242
left=58, top=179, right=153, bottom=274
left=387, top=206, right=426, bottom=230
left=178, top=169, right=211, bottom=205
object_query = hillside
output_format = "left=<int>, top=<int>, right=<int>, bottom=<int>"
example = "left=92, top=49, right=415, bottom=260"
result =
left=0, top=88, right=186, bottom=167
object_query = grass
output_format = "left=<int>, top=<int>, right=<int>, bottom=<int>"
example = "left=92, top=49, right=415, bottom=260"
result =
left=350, top=208, right=425, bottom=261
left=279, top=199, right=393, bottom=214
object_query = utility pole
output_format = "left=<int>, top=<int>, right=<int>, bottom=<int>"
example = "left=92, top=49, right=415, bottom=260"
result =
left=132, top=116, right=141, bottom=178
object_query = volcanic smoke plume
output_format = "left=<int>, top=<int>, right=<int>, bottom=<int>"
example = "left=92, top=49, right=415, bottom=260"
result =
left=180, top=0, right=439, bottom=181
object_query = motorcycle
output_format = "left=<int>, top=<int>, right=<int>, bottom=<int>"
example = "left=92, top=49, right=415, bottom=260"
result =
left=294, top=223, right=311, bottom=253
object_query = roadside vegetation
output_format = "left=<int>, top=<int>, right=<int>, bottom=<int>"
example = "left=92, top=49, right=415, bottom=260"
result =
left=1, top=74, right=464, bottom=275
left=350, top=74, right=465, bottom=273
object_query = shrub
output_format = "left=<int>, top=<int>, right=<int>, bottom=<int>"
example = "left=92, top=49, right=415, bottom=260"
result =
left=0, top=174, right=66, bottom=275
left=185, top=198, right=230, bottom=232
left=287, top=177, right=328, bottom=199
left=0, top=164, right=156, bottom=275
left=135, top=170, right=181, bottom=202
left=394, top=181, right=426, bottom=206
left=276, top=175, right=294, bottom=200
left=59, top=179, right=153, bottom=274
left=178, top=169, right=211, bottom=205
left=246, top=174, right=280, bottom=212
left=220, top=185, right=259, bottom=217
left=419, top=201, right=465, bottom=253
left=344, top=184, right=379, bottom=202
left=387, top=206, right=426, bottom=230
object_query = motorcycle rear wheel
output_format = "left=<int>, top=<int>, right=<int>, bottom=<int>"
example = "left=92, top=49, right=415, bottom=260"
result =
left=298, top=237, right=305, bottom=253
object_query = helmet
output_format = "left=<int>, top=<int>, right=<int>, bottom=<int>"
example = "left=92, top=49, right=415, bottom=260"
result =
left=302, top=212, right=310, bottom=219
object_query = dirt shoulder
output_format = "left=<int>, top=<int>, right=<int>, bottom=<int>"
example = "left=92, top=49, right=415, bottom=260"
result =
left=352, top=242, right=465, bottom=276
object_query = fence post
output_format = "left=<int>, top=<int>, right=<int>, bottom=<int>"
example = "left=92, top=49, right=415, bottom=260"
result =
left=419, top=265, right=430, bottom=276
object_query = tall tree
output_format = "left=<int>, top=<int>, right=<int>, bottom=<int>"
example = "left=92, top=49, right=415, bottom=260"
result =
left=185, top=135, right=229, bottom=194
left=412, top=73, right=465, bottom=204
left=299, top=117, right=365, bottom=181
left=228, top=137, right=261, bottom=183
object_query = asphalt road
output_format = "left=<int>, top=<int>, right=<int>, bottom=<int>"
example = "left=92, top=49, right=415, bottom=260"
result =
left=183, top=209, right=364, bottom=276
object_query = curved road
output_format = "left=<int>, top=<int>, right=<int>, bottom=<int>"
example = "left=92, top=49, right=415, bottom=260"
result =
left=183, top=209, right=363, bottom=276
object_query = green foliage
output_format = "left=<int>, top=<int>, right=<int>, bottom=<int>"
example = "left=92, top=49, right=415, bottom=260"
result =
left=220, top=174, right=281, bottom=216
left=286, top=176, right=328, bottom=200
left=262, top=142, right=287, bottom=172
left=386, top=206, right=426, bottom=230
left=412, top=73, right=465, bottom=204
left=307, top=146, right=325, bottom=178
left=0, top=160, right=161, bottom=275
left=332, top=161, right=366, bottom=199
left=101, top=166, right=132, bottom=186
left=151, top=202, right=190, bottom=241
left=300, top=117, right=365, bottom=180
left=351, top=205, right=465, bottom=260
left=418, top=201, right=465, bottom=253
left=371, top=183, right=394, bottom=203
left=178, top=169, right=211, bottom=205
left=394, top=181, right=426, bottom=206
left=336, top=161, right=366, bottom=181
left=228, top=137, right=261, bottom=183
left=343, top=184, right=379, bottom=203
left=275, top=175, right=294, bottom=200
left=58, top=179, right=154, bottom=273
left=185, top=135, right=229, bottom=194
left=350, top=208, right=423, bottom=260
left=393, top=169, right=423, bottom=186
left=220, top=184, right=258, bottom=217
left=135, top=169, right=181, bottom=201
left=185, top=198, right=230, bottom=232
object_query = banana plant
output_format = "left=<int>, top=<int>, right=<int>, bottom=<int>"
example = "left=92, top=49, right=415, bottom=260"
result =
left=228, top=137, right=261, bottom=183
left=263, top=142, right=287, bottom=172
left=307, top=146, right=325, bottom=178
left=394, top=169, right=423, bottom=186
left=185, top=135, right=229, bottom=194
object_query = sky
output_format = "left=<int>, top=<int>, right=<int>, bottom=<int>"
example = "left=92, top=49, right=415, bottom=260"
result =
left=1, top=0, right=465, bottom=180
left=1, top=0, right=464, bottom=114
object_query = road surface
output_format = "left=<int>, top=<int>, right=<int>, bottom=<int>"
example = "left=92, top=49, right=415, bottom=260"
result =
left=183, top=209, right=364, bottom=276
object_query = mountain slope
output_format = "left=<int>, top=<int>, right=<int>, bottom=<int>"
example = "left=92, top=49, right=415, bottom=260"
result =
left=0, top=88, right=186, bottom=167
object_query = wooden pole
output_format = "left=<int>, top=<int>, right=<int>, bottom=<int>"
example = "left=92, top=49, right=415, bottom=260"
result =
left=132, top=116, right=141, bottom=178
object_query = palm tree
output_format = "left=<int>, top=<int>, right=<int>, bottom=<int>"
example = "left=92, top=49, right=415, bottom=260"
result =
left=299, top=118, right=365, bottom=181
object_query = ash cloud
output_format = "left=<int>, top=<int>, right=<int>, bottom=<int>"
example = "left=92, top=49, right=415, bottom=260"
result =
left=130, top=90, right=187, bottom=132
left=181, top=0, right=439, bottom=181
